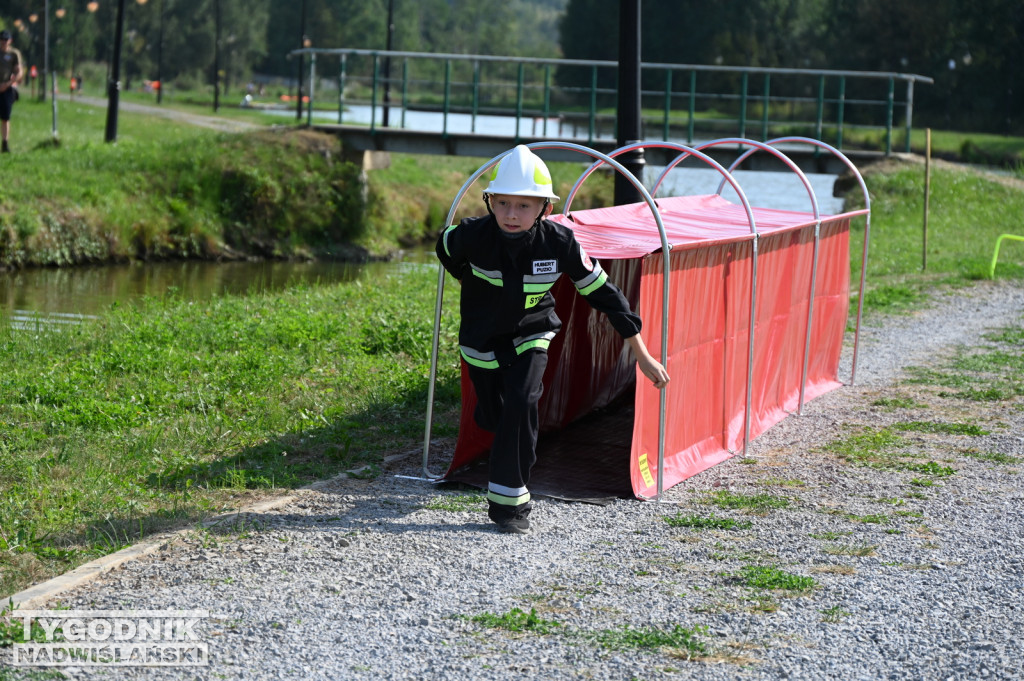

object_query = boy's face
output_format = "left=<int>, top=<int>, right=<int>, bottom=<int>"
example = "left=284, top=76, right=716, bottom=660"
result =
left=489, top=194, right=551, bottom=234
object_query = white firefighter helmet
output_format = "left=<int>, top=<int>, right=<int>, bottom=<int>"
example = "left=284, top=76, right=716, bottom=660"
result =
left=484, top=145, right=560, bottom=202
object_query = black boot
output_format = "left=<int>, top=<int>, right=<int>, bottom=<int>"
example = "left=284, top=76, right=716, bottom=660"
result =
left=488, top=501, right=532, bottom=534
left=2, top=140, right=8, bottom=153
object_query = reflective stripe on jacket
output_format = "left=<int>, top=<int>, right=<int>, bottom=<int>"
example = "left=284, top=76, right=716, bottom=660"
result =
left=436, top=215, right=640, bottom=367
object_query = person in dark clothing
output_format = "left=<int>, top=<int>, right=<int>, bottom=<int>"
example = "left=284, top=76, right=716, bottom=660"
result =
left=0, top=30, right=24, bottom=153
left=436, top=145, right=669, bottom=534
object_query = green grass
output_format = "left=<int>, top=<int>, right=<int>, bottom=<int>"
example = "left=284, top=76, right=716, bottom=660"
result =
left=737, top=565, right=817, bottom=592
left=809, top=531, right=851, bottom=540
left=594, top=624, right=708, bottom=657
left=871, top=396, right=927, bottom=410
left=902, top=327, right=1024, bottom=401
left=961, top=449, right=1020, bottom=465
left=822, top=543, right=877, bottom=557
left=846, top=513, right=890, bottom=525
left=0, top=267, right=463, bottom=597
left=820, top=605, right=852, bottom=623
left=844, top=164, right=1024, bottom=306
left=663, top=513, right=752, bottom=531
left=892, top=421, right=989, bottom=436
left=469, top=608, right=561, bottom=635
left=822, top=425, right=965, bottom=480
left=1, top=100, right=367, bottom=267
left=422, top=493, right=487, bottom=512
left=702, top=491, right=790, bottom=511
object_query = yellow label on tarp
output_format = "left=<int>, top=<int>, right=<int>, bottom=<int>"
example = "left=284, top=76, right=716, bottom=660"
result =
left=638, top=452, right=655, bottom=489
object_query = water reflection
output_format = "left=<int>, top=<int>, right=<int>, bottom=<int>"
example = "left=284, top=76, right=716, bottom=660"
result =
left=0, top=251, right=436, bottom=321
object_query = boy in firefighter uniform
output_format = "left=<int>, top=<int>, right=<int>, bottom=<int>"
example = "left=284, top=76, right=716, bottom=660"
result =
left=436, top=145, right=669, bottom=534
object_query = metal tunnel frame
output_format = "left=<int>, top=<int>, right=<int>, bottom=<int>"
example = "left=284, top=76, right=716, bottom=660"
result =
left=651, top=138, right=821, bottom=421
left=419, top=138, right=869, bottom=500
left=421, top=142, right=675, bottom=495
left=563, top=141, right=760, bottom=470
left=721, top=137, right=872, bottom=387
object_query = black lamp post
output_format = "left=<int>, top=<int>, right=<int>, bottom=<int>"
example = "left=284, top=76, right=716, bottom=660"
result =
left=295, top=0, right=306, bottom=121
left=42, top=0, right=49, bottom=102
left=212, top=0, right=220, bottom=112
left=104, top=0, right=126, bottom=142
left=614, top=0, right=645, bottom=206
left=155, top=0, right=164, bottom=103
left=105, top=0, right=149, bottom=142
left=382, top=0, right=394, bottom=127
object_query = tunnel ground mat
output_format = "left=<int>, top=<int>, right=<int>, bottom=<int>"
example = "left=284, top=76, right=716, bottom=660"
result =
left=444, top=396, right=635, bottom=505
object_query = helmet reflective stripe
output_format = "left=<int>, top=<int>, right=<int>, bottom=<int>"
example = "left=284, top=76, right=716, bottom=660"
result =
left=484, top=145, right=560, bottom=201
left=487, top=482, right=531, bottom=507
left=470, top=264, right=504, bottom=287
left=574, top=262, right=608, bottom=296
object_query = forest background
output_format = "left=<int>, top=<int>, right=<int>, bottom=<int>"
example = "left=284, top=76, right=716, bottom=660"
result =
left=0, top=0, right=1019, bottom=136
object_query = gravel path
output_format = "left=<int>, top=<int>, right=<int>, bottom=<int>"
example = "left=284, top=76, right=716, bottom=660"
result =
left=66, top=95, right=261, bottom=133
left=3, top=280, right=1023, bottom=680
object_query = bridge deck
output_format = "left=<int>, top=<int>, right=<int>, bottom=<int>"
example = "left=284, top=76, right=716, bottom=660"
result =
left=311, top=124, right=886, bottom=176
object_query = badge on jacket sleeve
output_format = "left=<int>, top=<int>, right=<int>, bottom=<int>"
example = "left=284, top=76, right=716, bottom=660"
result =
left=579, top=246, right=594, bottom=271
left=532, top=259, right=557, bottom=275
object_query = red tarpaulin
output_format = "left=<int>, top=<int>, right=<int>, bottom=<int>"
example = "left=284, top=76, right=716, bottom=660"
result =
left=443, top=194, right=868, bottom=499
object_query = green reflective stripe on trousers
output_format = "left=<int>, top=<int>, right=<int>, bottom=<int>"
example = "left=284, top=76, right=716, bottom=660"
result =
left=515, top=338, right=551, bottom=354
left=577, top=268, right=608, bottom=296
left=460, top=348, right=499, bottom=369
left=487, top=490, right=532, bottom=507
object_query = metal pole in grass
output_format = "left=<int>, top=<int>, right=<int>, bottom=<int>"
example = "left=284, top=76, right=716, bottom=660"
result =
left=923, top=128, right=931, bottom=270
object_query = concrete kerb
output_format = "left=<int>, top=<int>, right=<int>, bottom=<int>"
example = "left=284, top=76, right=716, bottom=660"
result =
left=2, top=476, right=345, bottom=613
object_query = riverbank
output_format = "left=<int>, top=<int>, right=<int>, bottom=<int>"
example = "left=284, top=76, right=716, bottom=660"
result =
left=4, top=95, right=1024, bottom=276
left=0, top=97, right=616, bottom=270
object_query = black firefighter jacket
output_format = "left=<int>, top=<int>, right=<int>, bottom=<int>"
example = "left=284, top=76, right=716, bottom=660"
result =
left=436, top=214, right=641, bottom=370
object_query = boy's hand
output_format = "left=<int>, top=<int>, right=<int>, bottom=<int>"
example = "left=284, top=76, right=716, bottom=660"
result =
left=626, top=335, right=670, bottom=389
left=637, top=354, right=670, bottom=389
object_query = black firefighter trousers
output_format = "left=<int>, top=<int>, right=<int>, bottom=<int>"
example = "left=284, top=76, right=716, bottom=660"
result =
left=467, top=349, right=548, bottom=522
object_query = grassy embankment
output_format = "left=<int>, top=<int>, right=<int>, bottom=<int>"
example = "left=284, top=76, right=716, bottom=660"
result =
left=1, top=96, right=1023, bottom=600
left=0, top=96, right=612, bottom=266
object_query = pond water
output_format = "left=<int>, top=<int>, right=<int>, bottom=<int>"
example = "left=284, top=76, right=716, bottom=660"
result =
left=0, top=253, right=436, bottom=327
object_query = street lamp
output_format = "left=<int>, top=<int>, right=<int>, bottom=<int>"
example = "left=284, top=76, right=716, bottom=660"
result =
left=155, top=0, right=165, bottom=103
left=296, top=0, right=306, bottom=121
left=71, top=1, right=100, bottom=97
left=50, top=5, right=67, bottom=141
left=212, top=0, right=220, bottom=111
left=28, top=12, right=40, bottom=100
left=105, top=0, right=147, bottom=142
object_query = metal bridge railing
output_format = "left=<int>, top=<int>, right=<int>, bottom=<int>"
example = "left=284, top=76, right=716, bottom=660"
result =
left=289, top=48, right=933, bottom=155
